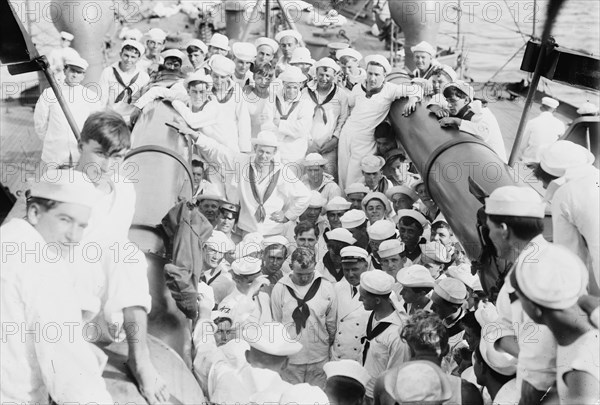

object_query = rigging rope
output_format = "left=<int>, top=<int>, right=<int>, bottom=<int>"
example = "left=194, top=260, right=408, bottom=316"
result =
left=503, top=0, right=529, bottom=43
left=485, top=42, right=527, bottom=83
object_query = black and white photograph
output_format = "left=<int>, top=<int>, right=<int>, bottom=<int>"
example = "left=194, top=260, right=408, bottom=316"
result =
left=1, top=0, right=598, bottom=403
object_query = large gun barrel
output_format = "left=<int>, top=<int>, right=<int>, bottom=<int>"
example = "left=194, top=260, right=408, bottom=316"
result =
left=387, top=94, right=528, bottom=258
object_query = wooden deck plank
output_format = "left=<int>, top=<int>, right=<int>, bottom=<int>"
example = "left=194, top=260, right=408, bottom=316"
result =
left=0, top=101, right=42, bottom=197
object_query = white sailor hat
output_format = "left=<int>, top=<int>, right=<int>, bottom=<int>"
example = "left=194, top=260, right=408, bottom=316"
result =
left=186, top=39, right=208, bottom=54
left=246, top=322, right=302, bottom=356
left=367, top=219, right=397, bottom=240
left=378, top=239, right=404, bottom=258
left=184, top=71, right=213, bottom=87
left=447, top=264, right=477, bottom=289
left=341, top=209, right=367, bottom=229
left=436, top=64, right=458, bottom=81
left=345, top=183, right=370, bottom=196
left=29, top=168, right=101, bottom=209
left=121, top=27, right=143, bottom=42
left=474, top=301, right=499, bottom=328
left=211, top=310, right=232, bottom=323
left=420, top=241, right=452, bottom=263
left=241, top=231, right=264, bottom=245
left=279, top=383, right=328, bottom=403
left=315, top=57, right=341, bottom=73
left=541, top=97, right=559, bottom=109
left=279, top=65, right=307, bottom=83
left=360, top=155, right=386, bottom=173
left=146, top=28, right=167, bottom=42
left=336, top=47, right=363, bottom=62
left=433, top=277, right=467, bottom=304
left=484, top=186, right=545, bottom=218
left=209, top=33, right=230, bottom=51
left=410, top=41, right=436, bottom=56
left=196, top=182, right=224, bottom=202
left=396, top=209, right=429, bottom=228
left=121, top=39, right=145, bottom=56
left=64, top=55, right=89, bottom=71
left=411, top=177, right=424, bottom=190
left=275, top=29, right=303, bottom=43
left=384, top=148, right=408, bottom=164
left=364, top=54, right=392, bottom=74
left=307, top=190, right=327, bottom=208
left=210, top=54, right=235, bottom=76
left=251, top=131, right=279, bottom=148
left=290, top=47, right=315, bottom=66
left=384, top=360, right=452, bottom=403
left=60, top=31, right=74, bottom=41
left=161, top=49, right=185, bottom=62
left=203, top=230, right=235, bottom=253
left=324, top=359, right=371, bottom=388
left=540, top=140, right=595, bottom=177
left=386, top=185, right=419, bottom=202
left=326, top=228, right=357, bottom=245
left=443, top=80, right=474, bottom=100
left=361, top=192, right=392, bottom=214
left=255, top=37, right=279, bottom=53
left=326, top=196, right=352, bottom=212
left=262, top=235, right=290, bottom=249
left=341, top=246, right=369, bottom=262
left=577, top=101, right=599, bottom=115
left=231, top=257, right=262, bottom=276
left=360, top=270, right=395, bottom=295
left=396, top=265, right=434, bottom=288
left=479, top=332, right=517, bottom=376
left=232, top=42, right=257, bottom=62
left=303, top=153, right=328, bottom=167
left=328, top=42, right=350, bottom=52
left=515, top=244, right=588, bottom=310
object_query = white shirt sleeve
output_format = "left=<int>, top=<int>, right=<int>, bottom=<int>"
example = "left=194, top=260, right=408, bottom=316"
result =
left=23, top=268, right=113, bottom=403
left=33, top=89, right=51, bottom=140
left=172, top=100, right=217, bottom=129
left=236, top=99, right=252, bottom=153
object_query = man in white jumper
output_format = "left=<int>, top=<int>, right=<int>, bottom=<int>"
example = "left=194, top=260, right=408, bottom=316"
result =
left=359, top=270, right=410, bottom=401
left=517, top=97, right=566, bottom=163
left=34, top=55, right=98, bottom=166
left=485, top=186, right=560, bottom=405
left=338, top=55, right=422, bottom=189
left=0, top=169, right=112, bottom=404
left=218, top=257, right=272, bottom=325
left=539, top=141, right=600, bottom=293
left=189, top=130, right=311, bottom=237
left=263, top=66, right=313, bottom=170
left=98, top=39, right=150, bottom=108
left=271, top=247, right=337, bottom=388
left=303, top=57, right=350, bottom=178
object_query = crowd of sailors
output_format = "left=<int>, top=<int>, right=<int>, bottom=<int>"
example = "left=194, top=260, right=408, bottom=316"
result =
left=2, top=23, right=599, bottom=405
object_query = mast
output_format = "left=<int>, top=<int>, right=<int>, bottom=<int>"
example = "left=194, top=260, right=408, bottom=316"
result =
left=532, top=0, right=537, bottom=38
left=265, top=0, right=271, bottom=38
